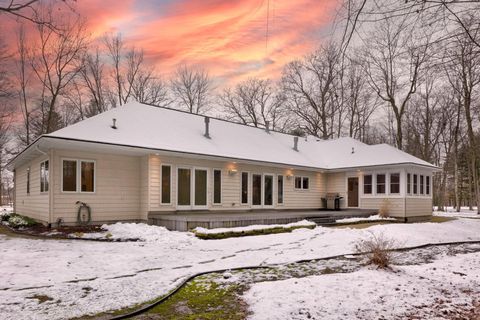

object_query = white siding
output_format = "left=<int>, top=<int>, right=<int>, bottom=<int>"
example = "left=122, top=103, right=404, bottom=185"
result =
left=148, top=155, right=326, bottom=212
left=51, top=150, right=142, bottom=223
left=15, top=156, right=50, bottom=223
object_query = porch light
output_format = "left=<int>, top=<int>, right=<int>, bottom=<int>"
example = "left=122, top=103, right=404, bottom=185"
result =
left=286, top=174, right=293, bottom=180
left=228, top=169, right=238, bottom=175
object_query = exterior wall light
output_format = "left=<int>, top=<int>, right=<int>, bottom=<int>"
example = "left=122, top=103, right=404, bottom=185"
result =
left=228, top=169, right=238, bottom=175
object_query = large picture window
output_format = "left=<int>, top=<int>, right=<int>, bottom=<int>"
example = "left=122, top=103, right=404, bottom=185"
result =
left=161, top=165, right=171, bottom=204
left=213, top=169, right=222, bottom=204
left=390, top=173, right=400, bottom=194
left=376, top=174, right=386, bottom=194
left=363, top=174, right=372, bottom=194
left=40, top=160, right=49, bottom=192
left=62, top=159, right=95, bottom=193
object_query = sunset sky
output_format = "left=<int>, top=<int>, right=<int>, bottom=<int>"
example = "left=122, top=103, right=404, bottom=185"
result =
left=71, top=0, right=339, bottom=85
left=0, top=0, right=342, bottom=88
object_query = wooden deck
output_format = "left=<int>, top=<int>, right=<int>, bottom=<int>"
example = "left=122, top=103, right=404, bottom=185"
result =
left=148, top=209, right=378, bottom=231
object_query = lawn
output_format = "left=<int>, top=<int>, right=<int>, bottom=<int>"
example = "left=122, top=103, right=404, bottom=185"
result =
left=1, top=217, right=480, bottom=319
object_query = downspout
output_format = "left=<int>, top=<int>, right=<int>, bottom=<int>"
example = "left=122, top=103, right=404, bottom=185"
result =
left=49, top=149, right=54, bottom=226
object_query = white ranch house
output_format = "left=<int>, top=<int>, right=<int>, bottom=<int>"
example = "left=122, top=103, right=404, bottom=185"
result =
left=9, top=102, right=437, bottom=230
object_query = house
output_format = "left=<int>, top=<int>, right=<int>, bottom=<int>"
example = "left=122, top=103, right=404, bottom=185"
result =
left=8, top=101, right=437, bottom=230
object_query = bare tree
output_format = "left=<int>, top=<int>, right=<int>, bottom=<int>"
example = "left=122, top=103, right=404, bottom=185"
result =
left=281, top=43, right=344, bottom=139
left=131, top=70, right=170, bottom=107
left=219, top=78, right=288, bottom=131
left=0, top=0, right=74, bottom=28
left=103, top=33, right=123, bottom=106
left=445, top=29, right=480, bottom=214
left=171, top=65, right=212, bottom=114
left=362, top=17, right=430, bottom=150
left=30, top=12, right=88, bottom=133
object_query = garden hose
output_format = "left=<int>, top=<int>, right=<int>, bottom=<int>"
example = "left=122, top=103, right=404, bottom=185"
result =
left=76, top=201, right=91, bottom=225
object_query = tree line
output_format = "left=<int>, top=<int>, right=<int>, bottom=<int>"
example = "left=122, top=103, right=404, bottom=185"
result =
left=0, top=0, right=478, bottom=212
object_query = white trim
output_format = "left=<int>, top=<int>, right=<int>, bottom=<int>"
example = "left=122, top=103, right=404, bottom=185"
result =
left=346, top=176, right=360, bottom=208
left=294, top=175, right=310, bottom=190
left=176, top=167, right=192, bottom=210
left=160, top=164, right=172, bottom=205
left=389, top=172, right=401, bottom=195
left=60, top=158, right=96, bottom=194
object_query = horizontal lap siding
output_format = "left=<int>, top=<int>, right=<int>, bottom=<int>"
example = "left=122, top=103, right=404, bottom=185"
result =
left=326, top=172, right=347, bottom=208
left=405, top=197, right=432, bottom=217
left=360, top=198, right=405, bottom=217
left=148, top=155, right=326, bottom=211
left=15, top=157, right=50, bottom=223
left=52, top=150, right=142, bottom=223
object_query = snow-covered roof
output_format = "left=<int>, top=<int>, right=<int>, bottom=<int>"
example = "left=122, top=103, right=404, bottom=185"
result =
left=28, top=102, right=436, bottom=170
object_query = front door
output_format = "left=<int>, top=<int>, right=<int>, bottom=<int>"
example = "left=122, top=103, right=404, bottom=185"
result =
left=177, top=168, right=208, bottom=210
left=348, top=177, right=359, bottom=207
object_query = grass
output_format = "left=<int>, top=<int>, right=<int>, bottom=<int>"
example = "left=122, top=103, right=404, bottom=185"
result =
left=333, top=221, right=395, bottom=229
left=429, top=216, right=456, bottom=223
left=194, top=224, right=315, bottom=240
left=143, top=277, right=248, bottom=320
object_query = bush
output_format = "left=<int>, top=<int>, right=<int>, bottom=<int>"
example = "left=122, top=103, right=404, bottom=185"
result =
left=354, top=232, right=398, bottom=269
left=378, top=199, right=391, bottom=218
left=7, top=214, right=38, bottom=228
left=0, top=211, right=10, bottom=222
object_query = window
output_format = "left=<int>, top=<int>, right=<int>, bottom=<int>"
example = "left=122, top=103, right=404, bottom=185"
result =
left=302, top=177, right=309, bottom=189
left=413, top=174, right=418, bottom=194
left=252, top=174, right=262, bottom=205
left=213, top=169, right=222, bottom=204
left=420, top=175, right=424, bottom=195
left=426, top=176, right=430, bottom=195
left=376, top=174, right=386, bottom=194
left=27, top=167, right=30, bottom=194
left=81, top=161, right=95, bottom=192
left=241, top=172, right=248, bottom=204
left=294, top=176, right=302, bottom=189
left=295, top=176, right=309, bottom=190
left=390, top=173, right=400, bottom=194
left=407, top=173, right=411, bottom=195
left=277, top=175, right=284, bottom=204
left=40, top=161, right=49, bottom=192
left=161, top=165, right=171, bottom=204
left=62, top=160, right=77, bottom=192
left=363, top=174, right=372, bottom=194
left=62, top=159, right=95, bottom=193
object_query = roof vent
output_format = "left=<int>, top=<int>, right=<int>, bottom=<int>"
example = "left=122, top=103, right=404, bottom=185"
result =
left=111, top=118, right=117, bottom=129
left=204, top=116, right=211, bottom=139
left=265, top=121, right=270, bottom=133
left=293, top=136, right=299, bottom=151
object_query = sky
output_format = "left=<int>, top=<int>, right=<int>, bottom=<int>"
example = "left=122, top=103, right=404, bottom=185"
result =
left=71, top=0, right=340, bottom=85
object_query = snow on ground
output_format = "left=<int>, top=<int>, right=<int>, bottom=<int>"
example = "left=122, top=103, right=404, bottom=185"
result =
left=2, top=218, right=480, bottom=320
left=193, top=219, right=316, bottom=235
left=335, top=214, right=396, bottom=224
left=434, top=206, right=480, bottom=218
left=244, top=251, right=480, bottom=320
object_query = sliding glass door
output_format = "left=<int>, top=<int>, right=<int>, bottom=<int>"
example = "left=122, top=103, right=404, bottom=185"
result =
left=177, top=168, right=208, bottom=209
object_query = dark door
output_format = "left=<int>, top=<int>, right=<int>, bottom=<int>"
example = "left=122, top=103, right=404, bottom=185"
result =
left=348, top=177, right=359, bottom=207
